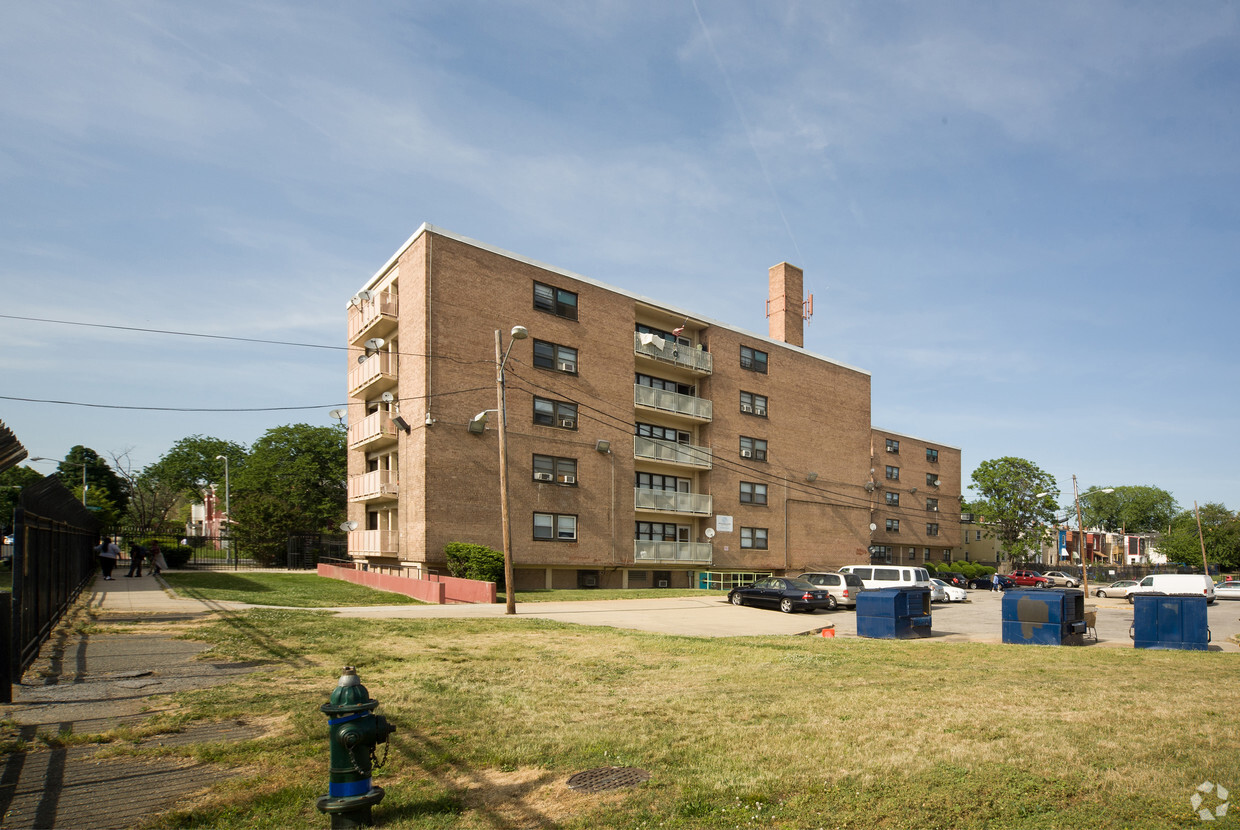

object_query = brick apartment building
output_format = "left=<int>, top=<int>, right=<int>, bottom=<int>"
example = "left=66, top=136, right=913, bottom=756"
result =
left=344, top=224, right=961, bottom=590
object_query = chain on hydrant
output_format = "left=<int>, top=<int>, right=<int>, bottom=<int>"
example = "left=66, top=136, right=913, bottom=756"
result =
left=315, top=666, right=395, bottom=829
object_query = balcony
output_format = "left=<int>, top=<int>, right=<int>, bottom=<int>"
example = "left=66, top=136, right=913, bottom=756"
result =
left=633, top=436, right=712, bottom=469
left=348, top=469, right=398, bottom=502
left=348, top=411, right=398, bottom=450
left=633, top=540, right=713, bottom=564
left=633, top=384, right=712, bottom=422
left=348, top=352, right=397, bottom=397
left=348, top=529, right=398, bottom=558
left=633, top=333, right=712, bottom=375
left=348, top=293, right=399, bottom=344
left=634, top=488, right=712, bottom=516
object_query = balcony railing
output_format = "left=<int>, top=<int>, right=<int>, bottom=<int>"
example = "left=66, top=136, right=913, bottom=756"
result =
left=348, top=411, right=397, bottom=450
left=348, top=352, right=397, bottom=396
left=633, top=540, right=713, bottom=564
left=348, top=529, right=398, bottom=557
left=634, top=488, right=712, bottom=516
left=348, top=293, right=399, bottom=344
left=633, top=436, right=712, bottom=469
left=633, top=384, right=712, bottom=421
left=348, top=469, right=398, bottom=502
left=633, top=333, right=712, bottom=374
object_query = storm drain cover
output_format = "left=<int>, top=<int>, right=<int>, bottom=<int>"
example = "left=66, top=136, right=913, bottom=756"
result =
left=566, top=766, right=651, bottom=793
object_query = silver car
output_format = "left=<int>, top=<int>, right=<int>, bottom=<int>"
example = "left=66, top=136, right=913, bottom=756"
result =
left=1041, top=571, right=1081, bottom=587
left=796, top=572, right=863, bottom=609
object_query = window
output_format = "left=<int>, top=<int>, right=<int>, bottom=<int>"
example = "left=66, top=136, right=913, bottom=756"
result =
left=869, top=546, right=892, bottom=564
left=885, top=466, right=900, bottom=481
left=533, top=454, right=577, bottom=484
left=636, top=323, right=691, bottom=347
left=740, top=482, right=768, bottom=505
left=533, top=396, right=578, bottom=429
left=533, top=340, right=578, bottom=373
left=636, top=521, right=687, bottom=541
left=636, top=422, right=689, bottom=444
left=534, top=513, right=577, bottom=541
left=739, top=436, right=767, bottom=461
left=636, top=373, right=694, bottom=395
left=740, top=346, right=768, bottom=374
left=926, top=448, right=939, bottom=463
left=886, top=519, right=900, bottom=532
left=636, top=472, right=689, bottom=492
left=926, top=473, right=940, bottom=487
left=740, top=527, right=768, bottom=549
left=533, top=282, right=578, bottom=320
left=908, top=547, right=917, bottom=562
left=885, top=439, right=900, bottom=453
left=926, top=498, right=939, bottom=512
left=927, top=523, right=940, bottom=536
left=739, top=391, right=768, bottom=417
left=975, top=530, right=982, bottom=541
left=885, top=492, right=900, bottom=506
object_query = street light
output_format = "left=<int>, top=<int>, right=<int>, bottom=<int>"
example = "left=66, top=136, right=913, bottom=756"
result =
left=1072, top=476, right=1114, bottom=598
left=495, top=325, right=527, bottom=615
left=30, top=457, right=88, bottom=506
left=216, top=455, right=230, bottom=558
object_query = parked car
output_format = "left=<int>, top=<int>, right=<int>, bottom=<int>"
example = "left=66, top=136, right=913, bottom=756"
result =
left=728, top=577, right=836, bottom=613
left=797, top=572, right=863, bottom=608
left=1093, top=579, right=1140, bottom=598
left=838, top=565, right=932, bottom=591
left=1009, top=570, right=1051, bottom=587
left=937, top=572, right=969, bottom=589
left=1041, top=570, right=1081, bottom=587
left=930, top=578, right=968, bottom=603
left=1214, top=581, right=1240, bottom=600
left=969, top=574, right=1015, bottom=590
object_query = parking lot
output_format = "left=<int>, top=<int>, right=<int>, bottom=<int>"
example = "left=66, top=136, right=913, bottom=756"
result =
left=336, top=588, right=1240, bottom=650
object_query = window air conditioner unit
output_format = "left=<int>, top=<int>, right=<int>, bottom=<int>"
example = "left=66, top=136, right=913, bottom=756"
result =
left=657, top=579, right=669, bottom=588
left=741, top=403, right=754, bottom=412
left=562, top=475, right=576, bottom=484
left=887, top=446, right=897, bottom=452
left=740, top=449, right=753, bottom=458
left=932, top=479, right=941, bottom=487
left=754, top=407, right=766, bottom=416
left=559, top=361, right=577, bottom=373
left=582, top=575, right=597, bottom=587
left=534, top=472, right=553, bottom=481
left=559, top=418, right=576, bottom=428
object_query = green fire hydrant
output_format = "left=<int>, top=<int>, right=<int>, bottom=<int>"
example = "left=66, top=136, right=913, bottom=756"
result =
left=316, top=666, right=395, bottom=829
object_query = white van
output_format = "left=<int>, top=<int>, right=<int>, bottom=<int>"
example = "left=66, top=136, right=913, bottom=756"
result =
left=1126, top=573, right=1215, bottom=604
left=839, top=565, right=932, bottom=591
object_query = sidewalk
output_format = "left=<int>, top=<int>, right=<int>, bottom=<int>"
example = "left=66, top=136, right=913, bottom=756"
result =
left=0, top=574, right=267, bottom=830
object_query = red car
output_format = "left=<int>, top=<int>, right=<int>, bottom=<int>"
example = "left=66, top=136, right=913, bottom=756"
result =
left=1009, top=570, right=1051, bottom=587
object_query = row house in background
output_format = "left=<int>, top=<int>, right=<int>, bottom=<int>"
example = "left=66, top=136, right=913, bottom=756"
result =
left=343, top=224, right=962, bottom=590
left=959, top=515, right=1164, bottom=568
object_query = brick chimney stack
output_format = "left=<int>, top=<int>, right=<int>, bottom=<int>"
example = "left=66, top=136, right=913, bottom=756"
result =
left=768, top=262, right=804, bottom=347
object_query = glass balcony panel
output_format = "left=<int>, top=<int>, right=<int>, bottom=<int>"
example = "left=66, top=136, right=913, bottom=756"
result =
left=632, top=540, right=713, bottom=564
left=633, top=436, right=712, bottom=469
left=634, top=488, right=712, bottom=515
left=633, top=333, right=712, bottom=374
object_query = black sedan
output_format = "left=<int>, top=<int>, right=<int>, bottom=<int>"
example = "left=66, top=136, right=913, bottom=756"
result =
left=728, top=577, right=837, bottom=613
left=938, top=572, right=969, bottom=589
left=969, top=574, right=1015, bottom=590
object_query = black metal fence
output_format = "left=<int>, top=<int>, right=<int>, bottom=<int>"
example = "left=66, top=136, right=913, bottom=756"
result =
left=102, top=527, right=344, bottom=571
left=6, top=477, right=101, bottom=701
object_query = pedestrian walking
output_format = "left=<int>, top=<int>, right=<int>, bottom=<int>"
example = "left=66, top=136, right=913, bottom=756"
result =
left=149, top=541, right=168, bottom=575
left=991, top=572, right=1000, bottom=592
left=97, top=537, right=120, bottom=580
left=126, top=543, right=145, bottom=577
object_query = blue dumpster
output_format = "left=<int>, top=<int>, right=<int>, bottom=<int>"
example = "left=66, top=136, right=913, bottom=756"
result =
left=1131, top=594, right=1210, bottom=651
left=1002, top=588, right=1086, bottom=646
left=856, top=587, right=932, bottom=639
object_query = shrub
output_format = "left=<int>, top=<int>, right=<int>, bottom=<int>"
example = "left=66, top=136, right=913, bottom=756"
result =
left=444, top=542, right=505, bottom=588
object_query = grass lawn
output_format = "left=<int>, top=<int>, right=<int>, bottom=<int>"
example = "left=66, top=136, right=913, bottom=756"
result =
left=95, top=606, right=1240, bottom=829
left=162, top=572, right=424, bottom=608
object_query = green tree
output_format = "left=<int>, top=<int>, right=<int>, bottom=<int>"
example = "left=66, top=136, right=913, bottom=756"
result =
left=110, top=450, right=187, bottom=530
left=146, top=435, right=248, bottom=501
left=1157, top=504, right=1240, bottom=571
left=1080, top=485, right=1178, bottom=533
left=968, top=457, right=1059, bottom=563
left=59, top=446, right=128, bottom=514
left=228, top=424, right=345, bottom=565
left=0, top=465, right=47, bottom=534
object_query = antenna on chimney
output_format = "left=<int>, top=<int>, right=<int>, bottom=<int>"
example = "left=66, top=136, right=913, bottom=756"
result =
left=804, top=293, right=814, bottom=323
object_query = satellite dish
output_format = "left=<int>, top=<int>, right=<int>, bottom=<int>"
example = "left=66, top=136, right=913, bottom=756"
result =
left=869, top=523, right=877, bottom=532
left=364, top=337, right=385, bottom=351
left=328, top=408, right=347, bottom=421
left=340, top=520, right=358, bottom=532
left=356, top=290, right=373, bottom=302
left=381, top=391, right=395, bottom=403
left=704, top=528, right=716, bottom=539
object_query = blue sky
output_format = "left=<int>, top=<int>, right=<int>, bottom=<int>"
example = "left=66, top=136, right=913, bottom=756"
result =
left=1, top=1, right=1237, bottom=513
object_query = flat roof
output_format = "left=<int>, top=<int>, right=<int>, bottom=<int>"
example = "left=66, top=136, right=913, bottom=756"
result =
left=361, top=223, right=871, bottom=378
